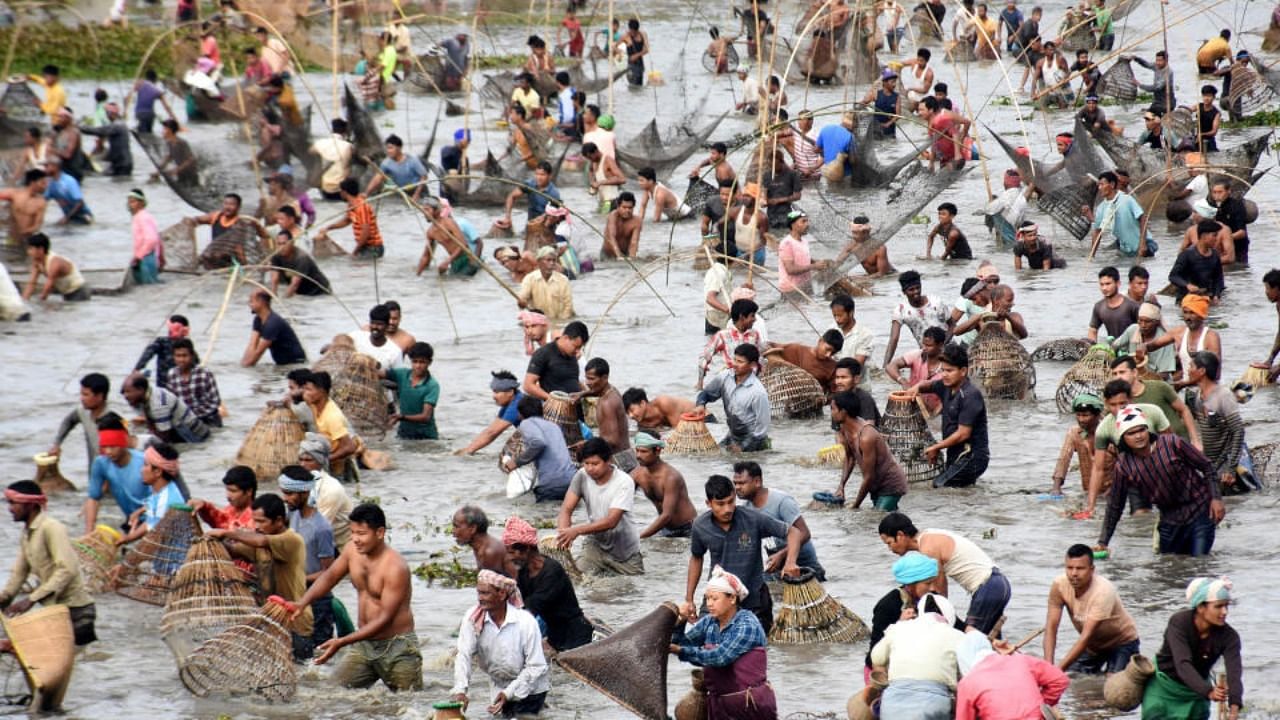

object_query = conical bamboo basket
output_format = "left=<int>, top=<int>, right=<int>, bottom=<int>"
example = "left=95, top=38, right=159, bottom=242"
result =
left=235, top=405, right=305, bottom=482
left=816, top=444, right=845, bottom=466
left=1054, top=344, right=1115, bottom=413
left=539, top=534, right=583, bottom=582
left=313, top=346, right=390, bottom=439
left=882, top=392, right=942, bottom=485
left=0, top=604, right=75, bottom=712
left=1236, top=362, right=1273, bottom=391
left=161, top=536, right=260, bottom=667
left=969, top=322, right=1034, bottom=400
left=666, top=412, right=720, bottom=456
left=72, top=525, right=123, bottom=594
left=543, top=391, right=583, bottom=447
left=1102, top=654, right=1154, bottom=711
left=761, top=360, right=825, bottom=419
left=769, top=570, right=868, bottom=644
left=1030, top=337, right=1091, bottom=363
left=178, top=596, right=298, bottom=701
left=822, top=276, right=874, bottom=300
left=114, top=505, right=202, bottom=606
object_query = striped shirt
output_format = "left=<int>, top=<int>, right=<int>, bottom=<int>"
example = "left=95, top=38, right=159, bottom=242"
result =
left=347, top=196, right=383, bottom=250
left=1100, top=434, right=1219, bottom=545
left=1190, top=385, right=1245, bottom=477
left=698, top=327, right=765, bottom=377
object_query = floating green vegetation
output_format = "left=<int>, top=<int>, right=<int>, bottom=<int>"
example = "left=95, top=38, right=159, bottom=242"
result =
left=472, top=54, right=530, bottom=70
left=413, top=549, right=478, bottom=588
left=1224, top=108, right=1280, bottom=129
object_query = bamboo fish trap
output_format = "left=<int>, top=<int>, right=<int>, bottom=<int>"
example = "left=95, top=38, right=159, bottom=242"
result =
left=665, top=412, right=720, bottom=456
left=161, top=219, right=200, bottom=273
left=1226, top=65, right=1277, bottom=116
left=73, top=525, right=123, bottom=594
left=179, top=596, right=298, bottom=701
left=31, top=453, right=75, bottom=494
left=313, top=345, right=390, bottom=439
left=822, top=275, right=874, bottom=300
left=969, top=322, right=1035, bottom=400
left=235, top=404, right=306, bottom=482
left=1030, top=337, right=1092, bottom=363
left=499, top=430, right=525, bottom=471
left=161, top=536, right=260, bottom=667
left=539, top=534, right=583, bottom=582
left=114, top=505, right=201, bottom=606
left=0, top=605, right=75, bottom=712
left=555, top=602, right=679, bottom=720
left=1054, top=344, right=1116, bottom=413
left=543, top=391, right=584, bottom=447
left=882, top=392, right=943, bottom=485
left=816, top=444, right=845, bottom=466
left=769, top=570, right=869, bottom=645
left=1235, top=362, right=1273, bottom=392
left=761, top=360, right=825, bottom=419
left=1097, top=59, right=1138, bottom=103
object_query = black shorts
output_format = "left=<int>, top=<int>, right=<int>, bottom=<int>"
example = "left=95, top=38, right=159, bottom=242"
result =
left=70, top=603, right=97, bottom=646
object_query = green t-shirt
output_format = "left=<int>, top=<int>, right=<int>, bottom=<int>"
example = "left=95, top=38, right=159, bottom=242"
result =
left=390, top=368, right=440, bottom=439
left=1095, top=403, right=1170, bottom=450
left=1132, top=380, right=1187, bottom=439
left=1094, top=8, right=1113, bottom=36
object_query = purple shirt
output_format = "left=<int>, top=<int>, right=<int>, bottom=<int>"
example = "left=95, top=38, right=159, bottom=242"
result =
left=135, top=81, right=164, bottom=115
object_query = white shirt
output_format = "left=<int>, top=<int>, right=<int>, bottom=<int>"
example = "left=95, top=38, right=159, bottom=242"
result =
left=984, top=186, right=1027, bottom=227
left=452, top=604, right=551, bottom=702
left=891, top=297, right=951, bottom=345
left=869, top=614, right=967, bottom=688
left=347, top=331, right=406, bottom=369
left=830, top=322, right=874, bottom=362
left=703, top=263, right=733, bottom=328
left=582, top=128, right=616, bottom=161
left=313, top=134, right=354, bottom=194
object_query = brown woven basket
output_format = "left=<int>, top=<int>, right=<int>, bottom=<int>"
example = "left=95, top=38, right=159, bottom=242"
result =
left=543, top=391, right=584, bottom=447
left=313, top=346, right=390, bottom=439
left=31, top=453, right=75, bottom=494
left=666, top=412, right=720, bottom=456
left=761, top=360, right=825, bottom=419
left=235, top=405, right=305, bottom=482
left=179, top=596, right=298, bottom=701
left=882, top=392, right=942, bottom=485
left=969, top=322, right=1034, bottom=400
left=161, top=537, right=260, bottom=667
left=822, top=275, right=874, bottom=300
left=1, top=605, right=75, bottom=712
left=555, top=602, right=679, bottom=720
left=1097, top=60, right=1139, bottom=103
left=1030, top=337, right=1092, bottom=363
left=73, top=525, right=123, bottom=594
left=770, top=570, right=869, bottom=645
left=538, top=534, right=583, bottom=582
left=499, top=430, right=525, bottom=471
left=1055, top=344, right=1115, bottom=413
left=114, top=505, right=202, bottom=606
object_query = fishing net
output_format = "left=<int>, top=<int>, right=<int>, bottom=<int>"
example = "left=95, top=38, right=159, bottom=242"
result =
left=946, top=39, right=978, bottom=63
left=1054, top=344, right=1116, bottom=413
left=161, top=536, right=259, bottom=667
left=1030, top=337, right=1092, bottom=362
left=178, top=596, right=298, bottom=701
left=131, top=131, right=233, bottom=213
left=161, top=220, right=200, bottom=273
left=969, top=323, right=1035, bottom=400
left=312, top=346, right=390, bottom=439
left=342, top=84, right=384, bottom=166
left=1097, top=60, right=1138, bottom=102
left=543, top=391, right=584, bottom=447
left=616, top=113, right=729, bottom=176
left=114, top=505, right=202, bottom=606
left=910, top=8, right=943, bottom=39
left=72, top=525, right=122, bottom=594
left=666, top=412, right=720, bottom=455
left=702, top=42, right=740, bottom=73
left=1162, top=107, right=1197, bottom=147
left=1037, top=181, right=1097, bottom=240
left=769, top=571, right=868, bottom=644
left=1249, top=442, right=1280, bottom=486
left=235, top=405, right=306, bottom=487
left=822, top=276, right=873, bottom=300
left=1057, top=13, right=1095, bottom=52
left=761, top=360, right=825, bottom=419
left=801, top=32, right=840, bottom=81
left=1112, top=0, right=1145, bottom=21
left=538, top=534, right=583, bottom=582
left=555, top=602, right=679, bottom=720
left=0, top=81, right=44, bottom=129
left=882, top=392, right=942, bottom=484
left=0, top=605, right=75, bottom=712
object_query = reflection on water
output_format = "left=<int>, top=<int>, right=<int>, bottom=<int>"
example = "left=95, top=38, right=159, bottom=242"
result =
left=2, top=0, right=1279, bottom=716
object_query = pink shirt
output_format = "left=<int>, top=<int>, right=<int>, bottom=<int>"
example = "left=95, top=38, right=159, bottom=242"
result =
left=777, top=235, right=813, bottom=293
left=201, top=36, right=221, bottom=65
left=132, top=209, right=161, bottom=261
left=954, top=654, right=1069, bottom=720
left=903, top=349, right=942, bottom=411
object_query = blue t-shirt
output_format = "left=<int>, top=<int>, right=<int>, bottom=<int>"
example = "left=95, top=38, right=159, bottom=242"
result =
left=289, top=508, right=336, bottom=576
left=815, top=125, right=854, bottom=164
left=1091, top=192, right=1148, bottom=256
left=499, top=391, right=525, bottom=425
left=89, top=450, right=148, bottom=519
left=379, top=155, right=428, bottom=188
left=143, top=481, right=185, bottom=530
left=523, top=180, right=562, bottom=219
left=44, top=174, right=92, bottom=220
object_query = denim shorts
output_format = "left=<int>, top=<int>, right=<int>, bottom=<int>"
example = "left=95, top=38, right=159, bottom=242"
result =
left=965, top=567, right=1012, bottom=634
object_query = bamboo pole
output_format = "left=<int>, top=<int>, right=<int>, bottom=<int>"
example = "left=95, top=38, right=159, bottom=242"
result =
left=225, top=56, right=268, bottom=213
left=0, top=11, right=22, bottom=80
left=606, top=0, right=616, bottom=114
left=331, top=0, right=340, bottom=118
left=202, top=262, right=241, bottom=362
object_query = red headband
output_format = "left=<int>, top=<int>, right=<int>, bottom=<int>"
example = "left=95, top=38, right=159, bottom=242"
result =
left=4, top=488, right=47, bottom=507
left=98, top=428, right=130, bottom=449
left=144, top=446, right=179, bottom=475
left=168, top=320, right=190, bottom=339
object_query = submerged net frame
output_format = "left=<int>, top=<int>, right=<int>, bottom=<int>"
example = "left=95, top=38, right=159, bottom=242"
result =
left=178, top=596, right=298, bottom=701
left=1096, top=60, right=1138, bottom=102
left=114, top=506, right=202, bottom=606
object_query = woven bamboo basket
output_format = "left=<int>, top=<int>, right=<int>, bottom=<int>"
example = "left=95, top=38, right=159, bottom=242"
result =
left=816, top=444, right=845, bottom=466
left=1102, top=654, right=1154, bottom=710
left=499, top=430, right=525, bottom=471
left=1030, top=337, right=1092, bottom=363
left=1097, top=59, right=1138, bottom=102
left=161, top=536, right=260, bottom=667
left=969, top=322, right=1034, bottom=400
left=73, top=524, right=123, bottom=594
left=0, top=605, right=75, bottom=712
left=1164, top=107, right=1197, bottom=146
left=666, top=412, right=720, bottom=456
left=674, top=669, right=707, bottom=720
left=1237, top=362, right=1273, bottom=390
left=1249, top=442, right=1280, bottom=487
left=822, top=275, right=874, bottom=300
left=538, top=534, right=583, bottom=582
left=235, top=405, right=305, bottom=482
left=555, top=602, right=679, bottom=720
left=543, top=391, right=584, bottom=447
left=882, top=391, right=942, bottom=485
left=769, top=570, right=869, bottom=645
left=761, top=360, right=825, bottom=419
left=179, top=596, right=298, bottom=701
left=581, top=396, right=600, bottom=429
left=114, top=505, right=202, bottom=606
left=1226, top=65, right=1276, bottom=115
left=31, top=453, right=75, bottom=494
left=313, top=346, right=390, bottom=439
left=1054, top=344, right=1116, bottom=413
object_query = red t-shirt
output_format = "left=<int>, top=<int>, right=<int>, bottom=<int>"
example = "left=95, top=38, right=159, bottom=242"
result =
left=930, top=113, right=958, bottom=161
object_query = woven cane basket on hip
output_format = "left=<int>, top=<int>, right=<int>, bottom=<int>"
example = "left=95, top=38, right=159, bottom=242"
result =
left=761, top=360, right=825, bottom=419
left=1055, top=344, right=1115, bottom=413
left=882, top=392, right=943, bottom=485
left=161, top=536, right=260, bottom=667
left=178, top=596, right=298, bottom=701
left=114, top=505, right=201, bottom=606
left=235, top=405, right=306, bottom=482
left=969, top=322, right=1035, bottom=400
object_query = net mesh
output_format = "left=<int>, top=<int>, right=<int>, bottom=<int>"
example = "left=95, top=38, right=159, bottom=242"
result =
left=969, top=324, right=1035, bottom=400
left=115, top=508, right=202, bottom=606
left=554, top=603, right=678, bottom=720
left=178, top=599, right=297, bottom=701
left=1054, top=344, right=1115, bottom=413
left=1226, top=66, right=1277, bottom=116
left=1097, top=60, right=1138, bottom=103
left=882, top=394, right=943, bottom=485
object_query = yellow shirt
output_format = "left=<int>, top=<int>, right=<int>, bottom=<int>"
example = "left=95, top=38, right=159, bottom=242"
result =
left=511, top=87, right=541, bottom=116
left=1196, top=37, right=1230, bottom=69
left=29, top=76, right=67, bottom=118
left=312, top=398, right=352, bottom=473
left=518, top=270, right=574, bottom=320
left=0, top=513, right=93, bottom=609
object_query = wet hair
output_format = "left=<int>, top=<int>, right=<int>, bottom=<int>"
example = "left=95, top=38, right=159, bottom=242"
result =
left=127, top=374, right=149, bottom=391
left=939, top=342, right=969, bottom=368
left=733, top=343, right=761, bottom=365
left=149, top=441, right=180, bottom=480
left=339, top=178, right=360, bottom=196
left=305, top=370, right=332, bottom=393
left=1190, top=350, right=1221, bottom=381
left=821, top=329, right=846, bottom=353
left=829, top=294, right=855, bottom=313
left=938, top=202, right=957, bottom=215
left=831, top=390, right=862, bottom=416
left=331, top=118, right=349, bottom=134
left=171, top=314, right=190, bottom=327
left=923, top=326, right=946, bottom=344
left=732, top=460, right=763, bottom=479
left=23, top=169, right=46, bottom=187
left=921, top=96, right=940, bottom=112
left=1211, top=178, right=1231, bottom=193
left=287, top=368, right=311, bottom=386
left=350, top=503, right=387, bottom=529
left=1197, top=220, right=1221, bottom=237
left=369, top=303, right=392, bottom=323
left=898, top=270, right=922, bottom=291
left=638, top=167, right=657, bottom=182
left=408, top=342, right=434, bottom=361
left=1097, top=170, right=1118, bottom=185
left=581, top=142, right=599, bottom=156
left=527, top=35, right=546, bottom=49
left=1102, top=379, right=1132, bottom=400
left=585, top=358, right=611, bottom=377
left=516, top=394, right=544, bottom=418
left=536, top=160, right=554, bottom=175
left=622, top=387, right=648, bottom=409
left=81, top=373, right=110, bottom=397
left=222, top=466, right=258, bottom=494
left=253, top=493, right=287, bottom=523
left=709, top=26, right=720, bottom=39
left=1098, top=266, right=1120, bottom=282
left=628, top=18, right=640, bottom=30
left=705, top=474, right=735, bottom=500
left=835, top=357, right=863, bottom=377
left=940, top=98, right=953, bottom=110
left=384, top=300, right=401, bottom=313
left=730, top=298, right=759, bottom=321
left=1265, top=269, right=1280, bottom=289
left=617, top=191, right=636, bottom=207
left=1066, top=543, right=1095, bottom=563
left=385, top=134, right=404, bottom=148
left=1129, top=265, right=1149, bottom=281
left=563, top=321, right=590, bottom=342
left=579, top=437, right=614, bottom=462
left=878, top=512, right=918, bottom=538
left=97, top=413, right=127, bottom=432
left=277, top=205, right=299, bottom=221
left=934, top=82, right=948, bottom=94
left=555, top=70, right=571, bottom=85
left=456, top=505, right=489, bottom=533
left=711, top=141, right=728, bottom=154
left=917, top=48, right=931, bottom=62
left=1110, top=355, right=1137, bottom=371
left=171, top=338, right=198, bottom=363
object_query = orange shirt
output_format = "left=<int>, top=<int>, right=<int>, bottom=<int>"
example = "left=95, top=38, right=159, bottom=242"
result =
left=348, top=196, right=384, bottom=249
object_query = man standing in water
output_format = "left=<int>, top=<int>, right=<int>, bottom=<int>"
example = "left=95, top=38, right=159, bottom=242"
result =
left=905, top=343, right=989, bottom=487
left=631, top=434, right=698, bottom=538
left=452, top=505, right=517, bottom=577
left=556, top=438, right=644, bottom=575
left=696, top=343, right=771, bottom=452
left=831, top=390, right=908, bottom=509
left=291, top=503, right=422, bottom=690
left=1087, top=266, right=1140, bottom=341
left=1043, top=543, right=1140, bottom=673
left=0, top=169, right=49, bottom=242
left=582, top=358, right=634, bottom=471
left=241, top=290, right=307, bottom=366
left=732, top=461, right=824, bottom=580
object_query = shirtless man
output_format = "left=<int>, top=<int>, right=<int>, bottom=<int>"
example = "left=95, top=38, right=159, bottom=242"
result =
left=688, top=142, right=736, bottom=185
left=0, top=169, right=50, bottom=242
left=622, top=387, right=696, bottom=433
left=289, top=504, right=422, bottom=690
left=418, top=196, right=478, bottom=276
left=637, top=167, right=689, bottom=222
left=451, top=505, right=517, bottom=577
left=582, top=357, right=635, bottom=472
left=631, top=434, right=697, bottom=538
left=381, top=301, right=416, bottom=352
left=833, top=215, right=893, bottom=276
left=603, top=191, right=642, bottom=258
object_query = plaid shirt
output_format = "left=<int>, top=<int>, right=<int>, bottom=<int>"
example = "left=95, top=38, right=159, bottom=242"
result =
left=1100, top=434, right=1220, bottom=546
left=698, top=327, right=764, bottom=377
left=677, top=608, right=767, bottom=668
left=166, top=366, right=221, bottom=420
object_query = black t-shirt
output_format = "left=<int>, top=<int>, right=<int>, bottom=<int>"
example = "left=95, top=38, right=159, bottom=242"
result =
left=1214, top=196, right=1248, bottom=238
left=518, top=558, right=593, bottom=651
left=526, top=342, right=582, bottom=394
left=925, top=378, right=988, bottom=460
left=764, top=170, right=801, bottom=227
left=1016, top=19, right=1039, bottom=48
left=1013, top=239, right=1057, bottom=269
left=440, top=145, right=462, bottom=174
left=253, top=311, right=307, bottom=364
left=274, top=249, right=330, bottom=296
